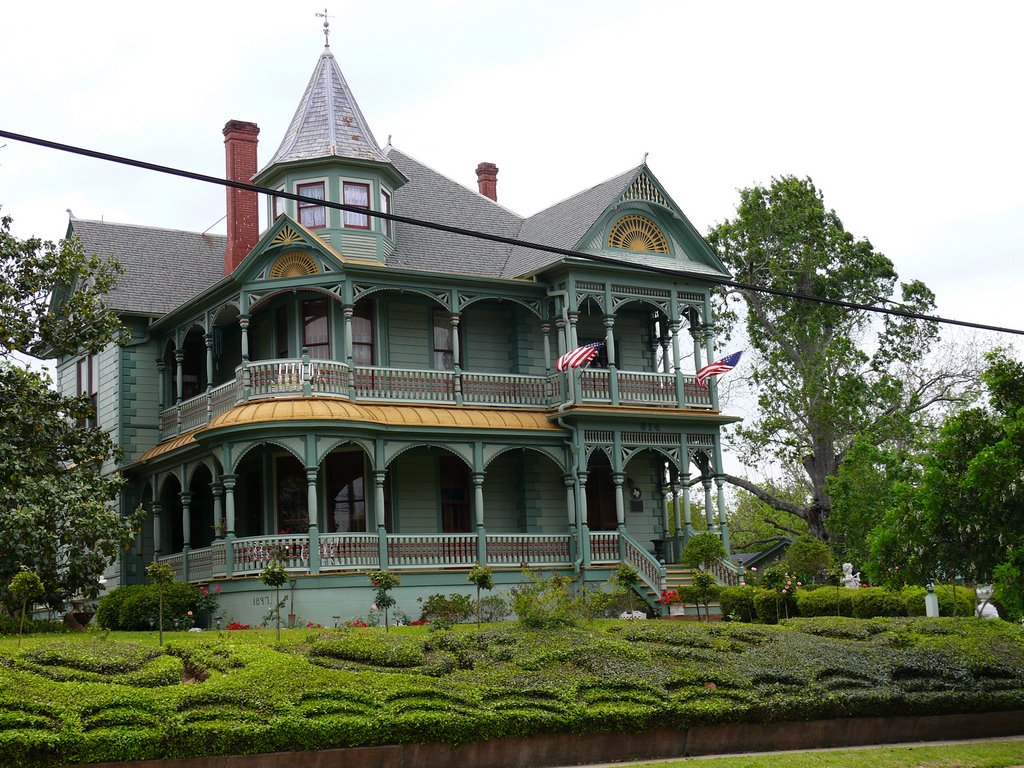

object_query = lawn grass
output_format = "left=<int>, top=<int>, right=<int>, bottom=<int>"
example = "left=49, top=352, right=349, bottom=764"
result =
left=620, top=738, right=1024, bottom=767
left=0, top=617, right=1021, bottom=767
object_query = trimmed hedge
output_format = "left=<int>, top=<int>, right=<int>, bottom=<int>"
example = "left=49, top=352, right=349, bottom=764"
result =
left=852, top=587, right=906, bottom=618
left=96, top=583, right=206, bottom=631
left=0, top=618, right=1022, bottom=767
left=795, top=586, right=855, bottom=617
left=718, top=586, right=756, bottom=623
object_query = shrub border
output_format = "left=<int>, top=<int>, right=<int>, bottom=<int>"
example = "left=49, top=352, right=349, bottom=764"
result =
left=69, top=710, right=1024, bottom=768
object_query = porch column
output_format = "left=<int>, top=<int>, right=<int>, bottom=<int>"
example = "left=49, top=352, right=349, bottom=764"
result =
left=180, top=490, right=192, bottom=583
left=374, top=470, right=389, bottom=569
left=659, top=315, right=672, bottom=374
left=703, top=478, right=715, bottom=531
left=612, top=470, right=626, bottom=561
left=223, top=474, right=236, bottom=578
left=578, top=470, right=591, bottom=567
left=211, top=482, right=224, bottom=541
left=239, top=314, right=250, bottom=361
left=555, top=318, right=567, bottom=358
left=672, top=480, right=683, bottom=561
left=564, top=475, right=577, bottom=562
left=152, top=501, right=162, bottom=559
left=472, top=472, right=486, bottom=564
left=174, top=348, right=184, bottom=404
left=306, top=468, right=320, bottom=575
left=451, top=314, right=463, bottom=406
left=716, top=476, right=730, bottom=553
left=671, top=319, right=686, bottom=406
left=604, top=314, right=619, bottom=406
left=702, top=299, right=719, bottom=410
left=541, top=322, right=552, bottom=373
left=567, top=312, right=579, bottom=350
left=661, top=485, right=671, bottom=541
left=205, top=332, right=214, bottom=391
left=156, top=358, right=166, bottom=410
left=342, top=305, right=354, bottom=365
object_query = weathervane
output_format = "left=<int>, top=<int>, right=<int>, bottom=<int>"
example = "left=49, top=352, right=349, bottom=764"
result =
left=315, top=8, right=334, bottom=47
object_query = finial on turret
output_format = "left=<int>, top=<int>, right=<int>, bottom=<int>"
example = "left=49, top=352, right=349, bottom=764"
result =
left=642, top=151, right=649, bottom=164
left=315, top=8, right=334, bottom=47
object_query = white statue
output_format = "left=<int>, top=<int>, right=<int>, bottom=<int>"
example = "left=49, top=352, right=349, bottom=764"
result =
left=842, top=562, right=861, bottom=589
left=975, top=585, right=999, bottom=619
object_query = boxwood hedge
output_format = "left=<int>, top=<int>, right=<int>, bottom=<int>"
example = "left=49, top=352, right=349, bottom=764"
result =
left=0, top=617, right=1020, bottom=767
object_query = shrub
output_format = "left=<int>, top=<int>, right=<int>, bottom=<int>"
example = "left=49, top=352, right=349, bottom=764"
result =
left=476, top=594, right=510, bottom=623
left=309, top=632, right=425, bottom=668
left=96, top=583, right=205, bottom=631
left=417, top=593, right=474, bottom=630
left=719, top=586, right=756, bottom=622
left=852, top=587, right=906, bottom=618
left=680, top=532, right=727, bottom=570
left=795, top=586, right=854, bottom=617
left=902, top=585, right=975, bottom=617
left=510, top=571, right=584, bottom=629
left=752, top=588, right=796, bottom=624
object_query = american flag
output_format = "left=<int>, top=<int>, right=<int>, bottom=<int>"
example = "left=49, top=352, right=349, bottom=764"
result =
left=556, top=341, right=604, bottom=372
left=696, top=351, right=743, bottom=388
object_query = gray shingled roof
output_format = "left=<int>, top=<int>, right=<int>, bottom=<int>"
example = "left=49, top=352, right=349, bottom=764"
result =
left=502, top=166, right=640, bottom=278
left=262, top=48, right=390, bottom=171
left=384, top=147, right=524, bottom=277
left=70, top=218, right=226, bottom=315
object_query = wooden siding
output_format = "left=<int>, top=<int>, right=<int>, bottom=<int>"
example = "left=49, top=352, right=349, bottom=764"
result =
left=120, top=333, right=162, bottom=463
left=463, top=304, right=511, bottom=373
left=390, top=451, right=438, bottom=533
left=622, top=450, right=667, bottom=541
left=385, top=300, right=431, bottom=369
left=481, top=451, right=522, bottom=532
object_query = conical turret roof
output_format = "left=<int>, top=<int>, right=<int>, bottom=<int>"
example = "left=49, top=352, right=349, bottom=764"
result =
left=261, top=47, right=389, bottom=171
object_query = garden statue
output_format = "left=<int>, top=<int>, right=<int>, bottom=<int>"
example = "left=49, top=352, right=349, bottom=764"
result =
left=975, top=584, right=999, bottom=618
left=841, top=562, right=861, bottom=589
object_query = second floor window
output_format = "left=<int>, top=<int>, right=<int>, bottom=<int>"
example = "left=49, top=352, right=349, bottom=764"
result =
left=352, top=301, right=374, bottom=365
left=77, top=355, right=98, bottom=428
left=303, top=299, right=330, bottom=359
left=297, top=182, right=326, bottom=228
left=380, top=188, right=392, bottom=237
left=432, top=308, right=454, bottom=370
left=343, top=182, right=370, bottom=229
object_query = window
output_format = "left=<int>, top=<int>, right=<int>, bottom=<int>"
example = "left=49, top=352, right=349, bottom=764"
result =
left=302, top=299, right=330, bottom=359
left=273, top=189, right=286, bottom=219
left=77, top=355, right=98, bottom=428
left=432, top=308, right=454, bottom=370
left=352, top=300, right=374, bottom=365
left=343, top=182, right=370, bottom=229
left=275, top=306, right=290, bottom=358
left=297, top=181, right=326, bottom=228
left=325, top=452, right=366, bottom=533
left=440, top=457, right=471, bottom=533
left=380, top=188, right=392, bottom=237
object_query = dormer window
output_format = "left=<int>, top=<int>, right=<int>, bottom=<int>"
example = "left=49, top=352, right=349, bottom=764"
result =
left=343, top=182, right=370, bottom=229
left=297, top=182, right=326, bottom=228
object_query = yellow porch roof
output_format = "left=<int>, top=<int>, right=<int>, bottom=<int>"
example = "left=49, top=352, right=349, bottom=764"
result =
left=137, top=399, right=558, bottom=463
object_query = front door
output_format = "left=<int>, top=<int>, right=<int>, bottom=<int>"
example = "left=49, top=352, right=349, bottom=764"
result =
left=585, top=466, right=617, bottom=531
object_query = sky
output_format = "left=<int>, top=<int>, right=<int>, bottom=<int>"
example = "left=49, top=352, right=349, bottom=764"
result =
left=2, top=0, right=1023, bottom=479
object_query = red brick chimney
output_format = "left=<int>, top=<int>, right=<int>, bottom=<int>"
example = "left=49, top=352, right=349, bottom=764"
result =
left=475, top=162, right=498, bottom=202
left=223, top=120, right=260, bottom=275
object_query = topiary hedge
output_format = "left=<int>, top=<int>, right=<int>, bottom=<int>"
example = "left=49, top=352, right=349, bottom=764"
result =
left=902, top=585, right=976, bottom=617
left=96, top=583, right=205, bottom=631
left=795, top=586, right=855, bottom=617
left=718, top=586, right=756, bottom=623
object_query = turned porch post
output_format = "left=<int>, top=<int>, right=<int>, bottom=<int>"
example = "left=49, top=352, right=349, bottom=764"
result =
left=222, top=475, right=236, bottom=578
left=180, top=490, right=192, bottom=583
left=306, top=468, right=320, bottom=574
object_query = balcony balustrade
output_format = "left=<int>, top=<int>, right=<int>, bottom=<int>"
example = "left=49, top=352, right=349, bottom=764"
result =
left=159, top=357, right=715, bottom=439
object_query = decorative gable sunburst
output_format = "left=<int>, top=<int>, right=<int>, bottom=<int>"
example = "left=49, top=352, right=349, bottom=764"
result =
left=620, top=174, right=668, bottom=207
left=270, top=226, right=305, bottom=247
left=269, top=251, right=319, bottom=279
left=608, top=215, right=670, bottom=254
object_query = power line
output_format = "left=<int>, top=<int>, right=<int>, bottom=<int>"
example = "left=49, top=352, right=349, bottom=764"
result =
left=2, top=127, right=1022, bottom=338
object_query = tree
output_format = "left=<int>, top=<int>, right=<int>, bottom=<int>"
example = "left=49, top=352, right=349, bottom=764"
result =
left=681, top=532, right=727, bottom=571
left=727, top=481, right=809, bottom=553
left=8, top=568, right=44, bottom=646
left=467, top=563, right=494, bottom=629
left=145, top=562, right=174, bottom=647
left=367, top=569, right=400, bottom=633
left=781, top=536, right=832, bottom=583
left=707, top=176, right=977, bottom=541
left=0, top=214, right=137, bottom=616
left=260, top=559, right=289, bottom=642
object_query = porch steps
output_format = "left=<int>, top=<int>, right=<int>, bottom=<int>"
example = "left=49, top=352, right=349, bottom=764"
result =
left=644, top=565, right=724, bottom=618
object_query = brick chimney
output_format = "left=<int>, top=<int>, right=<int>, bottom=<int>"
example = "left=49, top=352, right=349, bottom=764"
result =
left=223, top=120, right=260, bottom=275
left=475, top=162, right=498, bottom=202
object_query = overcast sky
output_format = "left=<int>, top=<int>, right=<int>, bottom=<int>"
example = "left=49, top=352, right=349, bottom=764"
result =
left=2, top=1, right=1023, bottom=479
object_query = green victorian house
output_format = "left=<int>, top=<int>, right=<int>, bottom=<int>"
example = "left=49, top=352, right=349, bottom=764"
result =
left=58, top=43, right=740, bottom=625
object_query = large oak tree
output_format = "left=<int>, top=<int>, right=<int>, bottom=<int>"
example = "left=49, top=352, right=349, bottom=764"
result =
left=707, top=176, right=977, bottom=542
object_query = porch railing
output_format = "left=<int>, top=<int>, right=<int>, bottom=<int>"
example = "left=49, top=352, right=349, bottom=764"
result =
left=232, top=535, right=310, bottom=575
left=486, top=534, right=572, bottom=566
left=158, top=357, right=719, bottom=440
left=319, top=533, right=381, bottom=571
left=620, top=531, right=667, bottom=594
left=386, top=534, right=477, bottom=567
left=160, top=552, right=184, bottom=582
left=589, top=531, right=620, bottom=563
left=708, top=557, right=742, bottom=586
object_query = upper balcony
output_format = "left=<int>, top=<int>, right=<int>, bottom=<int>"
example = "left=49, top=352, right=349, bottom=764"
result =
left=159, top=355, right=714, bottom=439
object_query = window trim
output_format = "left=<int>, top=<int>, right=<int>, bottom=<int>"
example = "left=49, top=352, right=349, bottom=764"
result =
left=302, top=298, right=331, bottom=359
left=77, top=354, right=99, bottom=428
left=380, top=188, right=392, bottom=237
left=297, top=180, right=327, bottom=229
left=343, top=181, right=371, bottom=230
left=351, top=300, right=375, bottom=365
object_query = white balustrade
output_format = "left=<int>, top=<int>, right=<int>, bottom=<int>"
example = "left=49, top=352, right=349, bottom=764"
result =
left=621, top=534, right=666, bottom=594
left=232, top=535, right=309, bottom=575
left=386, top=534, right=477, bottom=566
left=310, top=360, right=349, bottom=395
left=579, top=369, right=610, bottom=401
left=318, top=533, right=381, bottom=570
